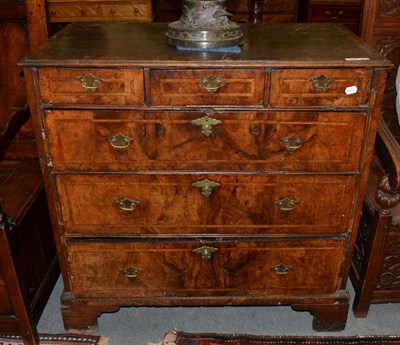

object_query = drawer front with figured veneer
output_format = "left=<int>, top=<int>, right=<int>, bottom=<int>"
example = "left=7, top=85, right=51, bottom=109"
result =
left=45, top=110, right=366, bottom=172
left=56, top=174, right=356, bottom=236
left=270, top=69, right=372, bottom=107
left=38, top=68, right=144, bottom=106
left=67, top=239, right=345, bottom=298
left=149, top=69, right=265, bottom=106
left=48, top=1, right=154, bottom=22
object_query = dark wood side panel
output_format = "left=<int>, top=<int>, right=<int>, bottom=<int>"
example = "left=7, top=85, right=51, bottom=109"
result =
left=0, top=270, right=13, bottom=314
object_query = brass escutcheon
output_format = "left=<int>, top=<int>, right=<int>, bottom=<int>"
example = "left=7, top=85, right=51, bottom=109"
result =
left=270, top=263, right=292, bottom=275
left=115, top=198, right=140, bottom=213
left=198, top=75, right=225, bottom=93
left=107, top=133, right=133, bottom=151
left=192, top=246, right=219, bottom=260
left=274, top=197, right=299, bottom=213
left=121, top=266, right=142, bottom=278
left=191, top=115, right=222, bottom=137
left=192, top=178, right=220, bottom=197
left=280, top=136, right=305, bottom=152
left=78, top=73, right=102, bottom=92
left=308, top=74, right=335, bottom=93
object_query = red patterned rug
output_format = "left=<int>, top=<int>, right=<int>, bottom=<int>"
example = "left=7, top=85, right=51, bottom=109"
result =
left=0, top=333, right=107, bottom=345
left=161, top=331, right=400, bottom=345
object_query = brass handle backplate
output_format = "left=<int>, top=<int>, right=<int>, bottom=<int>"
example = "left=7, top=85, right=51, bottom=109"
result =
left=121, top=266, right=142, bottom=278
left=107, top=133, right=133, bottom=150
left=308, top=75, right=335, bottom=93
left=192, top=246, right=219, bottom=260
left=78, top=73, right=102, bottom=92
left=192, top=178, right=220, bottom=197
left=274, top=197, right=299, bottom=213
left=198, top=75, right=225, bottom=93
left=270, top=263, right=292, bottom=275
left=280, top=136, right=305, bottom=152
left=191, top=115, right=222, bottom=137
left=115, top=198, right=141, bottom=213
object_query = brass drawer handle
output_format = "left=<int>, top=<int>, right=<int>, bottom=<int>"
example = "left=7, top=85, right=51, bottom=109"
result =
left=193, top=246, right=219, bottom=260
left=107, top=133, right=133, bottom=150
left=121, top=266, right=142, bottom=278
left=115, top=198, right=140, bottom=213
left=192, top=178, right=220, bottom=197
left=280, top=136, right=305, bottom=152
left=308, top=74, right=335, bottom=93
left=270, top=263, right=292, bottom=275
left=274, top=197, right=299, bottom=213
left=78, top=73, right=102, bottom=92
left=191, top=115, right=222, bottom=137
left=325, top=10, right=344, bottom=19
left=198, top=75, right=225, bottom=93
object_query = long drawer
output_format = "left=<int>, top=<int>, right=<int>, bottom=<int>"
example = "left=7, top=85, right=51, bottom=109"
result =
left=45, top=109, right=366, bottom=172
left=56, top=173, right=356, bottom=236
left=66, top=239, right=345, bottom=298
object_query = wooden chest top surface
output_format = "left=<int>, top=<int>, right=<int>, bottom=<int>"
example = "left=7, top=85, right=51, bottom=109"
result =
left=21, top=22, right=391, bottom=68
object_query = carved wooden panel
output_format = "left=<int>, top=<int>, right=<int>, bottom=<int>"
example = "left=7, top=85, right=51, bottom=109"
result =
left=149, top=69, right=265, bottom=106
left=376, top=233, right=400, bottom=289
left=38, top=68, right=145, bottom=106
left=352, top=212, right=372, bottom=276
left=372, top=34, right=400, bottom=137
left=361, top=0, right=400, bottom=140
left=45, top=110, right=366, bottom=172
left=378, top=0, right=400, bottom=18
left=270, top=69, right=373, bottom=107
left=56, top=173, right=356, bottom=236
left=67, top=239, right=345, bottom=298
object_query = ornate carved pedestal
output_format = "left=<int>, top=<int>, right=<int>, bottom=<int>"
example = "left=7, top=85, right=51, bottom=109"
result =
left=166, top=0, right=243, bottom=48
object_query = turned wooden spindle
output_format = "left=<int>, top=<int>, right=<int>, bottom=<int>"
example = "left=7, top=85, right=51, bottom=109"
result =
left=248, top=0, right=266, bottom=23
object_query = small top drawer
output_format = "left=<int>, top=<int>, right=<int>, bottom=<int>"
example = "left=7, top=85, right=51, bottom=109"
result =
left=47, top=1, right=154, bottom=22
left=270, top=69, right=372, bottom=107
left=309, top=4, right=361, bottom=22
left=38, top=68, right=145, bottom=106
left=149, top=69, right=265, bottom=106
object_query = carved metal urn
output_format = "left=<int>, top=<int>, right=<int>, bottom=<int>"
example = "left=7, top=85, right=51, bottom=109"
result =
left=166, top=0, right=244, bottom=49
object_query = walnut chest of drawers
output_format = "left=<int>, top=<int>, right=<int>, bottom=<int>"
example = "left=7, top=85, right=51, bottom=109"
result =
left=21, top=22, right=391, bottom=332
